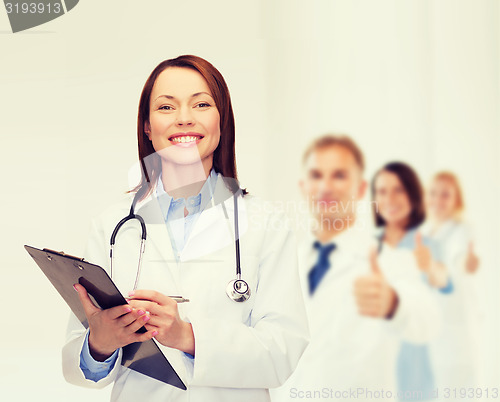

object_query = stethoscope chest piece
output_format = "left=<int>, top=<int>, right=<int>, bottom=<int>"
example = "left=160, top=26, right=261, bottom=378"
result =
left=113, top=184, right=252, bottom=302
left=226, top=276, right=251, bottom=302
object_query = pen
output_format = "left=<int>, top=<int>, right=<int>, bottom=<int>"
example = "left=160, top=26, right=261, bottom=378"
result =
left=124, top=296, right=190, bottom=303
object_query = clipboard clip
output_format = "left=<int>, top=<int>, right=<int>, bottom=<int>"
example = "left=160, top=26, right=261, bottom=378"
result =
left=43, top=248, right=85, bottom=262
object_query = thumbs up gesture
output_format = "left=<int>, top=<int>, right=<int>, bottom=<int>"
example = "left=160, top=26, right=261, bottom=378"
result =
left=465, top=241, right=480, bottom=274
left=353, top=248, right=399, bottom=319
left=413, top=232, right=432, bottom=272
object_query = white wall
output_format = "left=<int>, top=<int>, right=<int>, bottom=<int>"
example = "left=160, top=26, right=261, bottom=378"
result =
left=261, top=0, right=499, bottom=386
left=262, top=0, right=499, bottom=387
left=0, top=0, right=498, bottom=400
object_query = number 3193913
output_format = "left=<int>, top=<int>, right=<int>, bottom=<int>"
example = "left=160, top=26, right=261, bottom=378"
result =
left=5, top=3, right=62, bottom=14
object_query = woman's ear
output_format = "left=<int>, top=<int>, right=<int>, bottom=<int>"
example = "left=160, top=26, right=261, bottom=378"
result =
left=144, top=121, right=151, bottom=140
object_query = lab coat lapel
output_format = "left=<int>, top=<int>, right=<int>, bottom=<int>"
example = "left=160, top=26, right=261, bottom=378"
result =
left=134, top=192, right=177, bottom=264
left=133, top=173, right=242, bottom=263
left=433, top=219, right=456, bottom=242
left=181, top=173, right=241, bottom=261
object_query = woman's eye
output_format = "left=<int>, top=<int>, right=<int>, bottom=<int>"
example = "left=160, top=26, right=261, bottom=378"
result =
left=195, top=102, right=211, bottom=108
left=158, top=105, right=173, bottom=110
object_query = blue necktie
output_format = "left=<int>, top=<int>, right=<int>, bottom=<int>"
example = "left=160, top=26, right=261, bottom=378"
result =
left=308, top=241, right=336, bottom=295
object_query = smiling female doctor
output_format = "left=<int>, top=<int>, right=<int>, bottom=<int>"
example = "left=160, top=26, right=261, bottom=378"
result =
left=62, top=55, right=309, bottom=402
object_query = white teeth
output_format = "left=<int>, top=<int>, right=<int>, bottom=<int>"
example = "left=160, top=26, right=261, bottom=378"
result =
left=171, top=136, right=200, bottom=143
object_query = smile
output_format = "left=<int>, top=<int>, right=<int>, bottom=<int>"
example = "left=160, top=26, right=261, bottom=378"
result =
left=168, top=133, right=204, bottom=144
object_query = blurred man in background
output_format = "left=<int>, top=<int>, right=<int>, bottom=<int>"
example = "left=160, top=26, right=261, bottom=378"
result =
left=270, top=135, right=441, bottom=402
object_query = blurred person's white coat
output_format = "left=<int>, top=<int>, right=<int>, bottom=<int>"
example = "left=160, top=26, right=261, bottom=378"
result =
left=271, top=223, right=441, bottom=402
left=423, top=219, right=483, bottom=391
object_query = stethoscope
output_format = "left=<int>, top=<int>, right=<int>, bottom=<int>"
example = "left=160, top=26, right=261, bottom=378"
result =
left=109, top=186, right=251, bottom=303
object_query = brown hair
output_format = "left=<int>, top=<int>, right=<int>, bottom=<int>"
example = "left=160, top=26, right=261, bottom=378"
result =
left=131, top=54, right=245, bottom=199
left=302, top=134, right=365, bottom=172
left=431, top=171, right=465, bottom=218
left=372, top=162, right=425, bottom=229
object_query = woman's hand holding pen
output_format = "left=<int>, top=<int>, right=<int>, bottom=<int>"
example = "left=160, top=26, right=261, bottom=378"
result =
left=127, top=290, right=195, bottom=356
left=73, top=283, right=158, bottom=361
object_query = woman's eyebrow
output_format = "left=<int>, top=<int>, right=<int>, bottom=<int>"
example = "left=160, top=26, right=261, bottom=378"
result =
left=154, top=92, right=213, bottom=102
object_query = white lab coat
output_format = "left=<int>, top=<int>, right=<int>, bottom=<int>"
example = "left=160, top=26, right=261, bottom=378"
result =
left=270, top=226, right=441, bottom=402
left=422, top=219, right=483, bottom=389
left=62, top=173, right=309, bottom=402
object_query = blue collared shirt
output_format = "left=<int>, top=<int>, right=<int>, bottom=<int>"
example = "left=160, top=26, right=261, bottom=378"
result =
left=376, top=227, right=451, bottom=399
left=79, top=330, right=120, bottom=381
left=391, top=228, right=450, bottom=398
left=79, top=169, right=218, bottom=380
left=156, top=168, right=218, bottom=260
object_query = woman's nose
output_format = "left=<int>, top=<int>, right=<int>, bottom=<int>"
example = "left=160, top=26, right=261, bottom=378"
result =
left=175, top=107, right=194, bottom=126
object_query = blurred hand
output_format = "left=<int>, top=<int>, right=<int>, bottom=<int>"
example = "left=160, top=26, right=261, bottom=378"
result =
left=465, top=242, right=480, bottom=274
left=354, top=249, right=399, bottom=319
left=427, top=262, right=450, bottom=289
left=413, top=232, right=432, bottom=272
left=127, top=290, right=195, bottom=356
left=74, top=283, right=157, bottom=361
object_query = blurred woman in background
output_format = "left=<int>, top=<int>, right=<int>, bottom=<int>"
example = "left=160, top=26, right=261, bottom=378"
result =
left=371, top=162, right=451, bottom=401
left=422, top=171, right=482, bottom=392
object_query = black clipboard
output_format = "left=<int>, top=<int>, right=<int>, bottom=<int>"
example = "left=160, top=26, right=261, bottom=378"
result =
left=24, top=245, right=186, bottom=390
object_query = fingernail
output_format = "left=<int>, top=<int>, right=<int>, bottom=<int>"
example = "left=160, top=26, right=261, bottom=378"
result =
left=125, top=307, right=132, bottom=313
left=143, top=315, right=150, bottom=322
left=73, top=284, right=78, bottom=292
left=128, top=291, right=135, bottom=297
left=137, top=310, right=144, bottom=316
left=152, top=331, right=158, bottom=336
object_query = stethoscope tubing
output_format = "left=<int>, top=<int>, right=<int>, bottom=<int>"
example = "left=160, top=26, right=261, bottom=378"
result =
left=234, top=192, right=242, bottom=278
left=109, top=186, right=250, bottom=301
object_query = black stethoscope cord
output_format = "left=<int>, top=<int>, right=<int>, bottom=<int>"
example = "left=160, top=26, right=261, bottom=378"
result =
left=109, top=190, right=147, bottom=290
left=234, top=192, right=242, bottom=277
left=109, top=187, right=251, bottom=302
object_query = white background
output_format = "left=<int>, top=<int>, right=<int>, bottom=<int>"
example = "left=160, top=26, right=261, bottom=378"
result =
left=0, top=1, right=498, bottom=401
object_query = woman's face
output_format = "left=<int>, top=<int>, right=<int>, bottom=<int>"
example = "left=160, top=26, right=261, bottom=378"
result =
left=145, top=67, right=221, bottom=168
left=426, top=179, right=457, bottom=221
left=373, top=171, right=412, bottom=228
